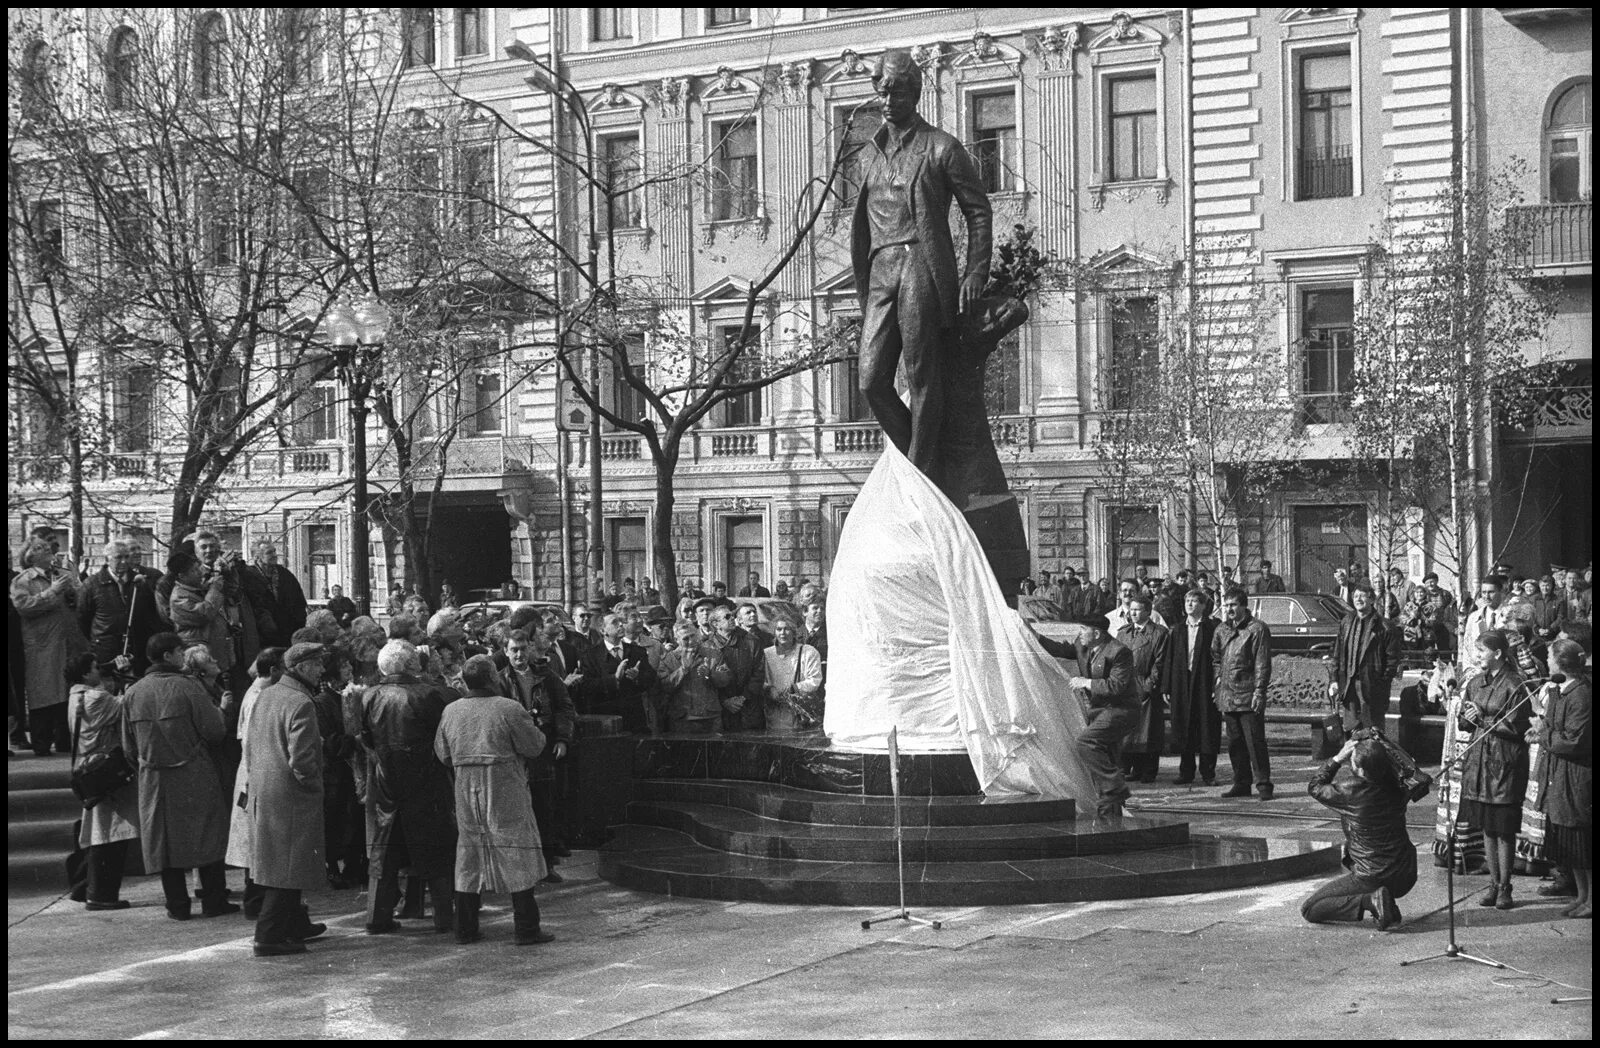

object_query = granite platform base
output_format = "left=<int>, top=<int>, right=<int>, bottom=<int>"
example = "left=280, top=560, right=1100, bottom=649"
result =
left=597, top=733, right=1341, bottom=906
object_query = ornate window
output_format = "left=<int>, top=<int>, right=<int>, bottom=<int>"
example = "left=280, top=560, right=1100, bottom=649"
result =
left=113, top=366, right=158, bottom=452
left=591, top=9, right=632, bottom=42
left=106, top=28, right=140, bottom=110
left=1107, top=296, right=1158, bottom=410
left=457, top=143, right=497, bottom=235
left=455, top=8, right=486, bottom=57
left=1106, top=75, right=1157, bottom=182
left=599, top=132, right=642, bottom=229
left=1298, top=285, right=1355, bottom=423
left=969, top=90, right=1018, bottom=194
left=716, top=322, right=763, bottom=426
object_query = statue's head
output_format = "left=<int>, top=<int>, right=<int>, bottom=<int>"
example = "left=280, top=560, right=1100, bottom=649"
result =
left=872, top=50, right=923, bottom=117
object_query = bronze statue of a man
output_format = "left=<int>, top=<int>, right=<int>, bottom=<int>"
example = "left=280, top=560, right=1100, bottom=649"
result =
left=850, top=49, right=993, bottom=488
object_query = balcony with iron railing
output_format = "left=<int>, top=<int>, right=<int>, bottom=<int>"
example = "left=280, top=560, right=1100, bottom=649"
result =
left=1296, top=145, right=1353, bottom=201
left=1506, top=201, right=1592, bottom=270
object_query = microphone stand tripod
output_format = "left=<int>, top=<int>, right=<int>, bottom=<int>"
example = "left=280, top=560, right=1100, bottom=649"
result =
left=1401, top=677, right=1544, bottom=970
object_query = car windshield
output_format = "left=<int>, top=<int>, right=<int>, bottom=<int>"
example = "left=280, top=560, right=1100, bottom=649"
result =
left=1309, top=596, right=1348, bottom=622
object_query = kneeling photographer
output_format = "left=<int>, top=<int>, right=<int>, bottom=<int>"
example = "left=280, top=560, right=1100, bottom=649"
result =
left=1302, top=733, right=1430, bottom=931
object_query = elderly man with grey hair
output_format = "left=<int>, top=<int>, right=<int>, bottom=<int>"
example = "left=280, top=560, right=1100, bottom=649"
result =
left=79, top=536, right=168, bottom=683
left=356, top=639, right=458, bottom=934
left=247, top=537, right=308, bottom=648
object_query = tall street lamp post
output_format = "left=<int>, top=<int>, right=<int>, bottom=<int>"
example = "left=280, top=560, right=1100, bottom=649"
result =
left=323, top=293, right=392, bottom=616
left=507, top=39, right=605, bottom=605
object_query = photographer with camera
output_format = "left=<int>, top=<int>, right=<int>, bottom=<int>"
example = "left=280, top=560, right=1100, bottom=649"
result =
left=1302, top=733, right=1423, bottom=931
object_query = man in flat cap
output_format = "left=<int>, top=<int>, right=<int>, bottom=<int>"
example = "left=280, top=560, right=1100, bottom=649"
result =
left=851, top=48, right=992, bottom=487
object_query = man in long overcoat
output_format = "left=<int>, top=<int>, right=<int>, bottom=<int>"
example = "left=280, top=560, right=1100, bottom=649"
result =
left=1118, top=594, right=1169, bottom=783
left=1330, top=582, right=1404, bottom=733
left=11, top=536, right=89, bottom=754
left=357, top=639, right=458, bottom=933
left=1214, top=588, right=1275, bottom=801
left=849, top=49, right=991, bottom=485
left=436, top=656, right=553, bottom=945
left=1163, top=589, right=1222, bottom=785
left=122, top=632, right=236, bottom=919
left=244, top=641, right=329, bottom=955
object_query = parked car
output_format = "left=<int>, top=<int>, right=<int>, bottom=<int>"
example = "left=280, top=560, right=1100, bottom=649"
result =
left=1248, top=593, right=1347, bottom=656
left=455, top=600, right=568, bottom=642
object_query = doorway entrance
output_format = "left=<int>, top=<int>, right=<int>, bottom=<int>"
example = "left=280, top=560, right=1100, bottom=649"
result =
left=1293, top=504, right=1368, bottom=593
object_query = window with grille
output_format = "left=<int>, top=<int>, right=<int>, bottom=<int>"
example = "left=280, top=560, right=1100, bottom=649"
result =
left=403, top=9, right=436, bottom=68
left=711, top=119, right=758, bottom=221
left=1108, top=296, right=1158, bottom=410
left=1108, top=75, right=1157, bottom=182
left=1296, top=52, right=1353, bottom=200
left=600, top=133, right=642, bottom=229
left=970, top=91, right=1018, bottom=194
left=1300, top=286, right=1355, bottom=423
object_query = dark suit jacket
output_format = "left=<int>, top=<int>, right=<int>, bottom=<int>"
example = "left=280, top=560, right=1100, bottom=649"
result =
left=1162, top=617, right=1221, bottom=753
left=575, top=640, right=658, bottom=732
left=78, top=566, right=168, bottom=678
left=1331, top=611, right=1402, bottom=725
left=1036, top=634, right=1137, bottom=711
left=850, top=114, right=992, bottom=330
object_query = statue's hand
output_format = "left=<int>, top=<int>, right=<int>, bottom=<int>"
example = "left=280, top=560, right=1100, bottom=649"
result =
left=959, top=271, right=984, bottom=315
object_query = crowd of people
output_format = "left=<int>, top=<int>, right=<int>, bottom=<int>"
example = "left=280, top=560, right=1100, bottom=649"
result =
left=9, top=524, right=1589, bottom=947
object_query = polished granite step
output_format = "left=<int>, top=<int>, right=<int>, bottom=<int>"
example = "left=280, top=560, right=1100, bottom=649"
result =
left=632, top=778, right=1077, bottom=826
left=632, top=733, right=982, bottom=796
left=599, top=824, right=1342, bottom=907
left=626, top=799, right=1189, bottom=863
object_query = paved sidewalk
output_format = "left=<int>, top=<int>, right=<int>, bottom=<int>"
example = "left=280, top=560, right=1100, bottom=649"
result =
left=8, top=757, right=1592, bottom=1039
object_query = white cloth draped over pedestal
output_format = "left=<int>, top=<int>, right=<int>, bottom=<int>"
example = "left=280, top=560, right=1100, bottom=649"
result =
left=824, top=443, right=1094, bottom=801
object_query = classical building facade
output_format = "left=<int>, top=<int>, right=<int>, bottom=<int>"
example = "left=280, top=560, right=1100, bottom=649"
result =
left=10, top=8, right=1591, bottom=604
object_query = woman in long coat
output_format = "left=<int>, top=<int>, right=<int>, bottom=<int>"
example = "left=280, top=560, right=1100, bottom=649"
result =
left=1162, top=590, right=1221, bottom=786
left=435, top=656, right=550, bottom=944
left=121, top=634, right=233, bottom=917
left=1534, top=640, right=1592, bottom=919
left=1458, top=630, right=1529, bottom=910
left=11, top=537, right=89, bottom=754
left=68, top=656, right=139, bottom=908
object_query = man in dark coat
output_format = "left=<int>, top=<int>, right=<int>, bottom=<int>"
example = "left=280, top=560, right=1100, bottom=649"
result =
left=1254, top=560, right=1287, bottom=594
left=244, top=641, right=329, bottom=955
left=245, top=539, right=308, bottom=648
left=78, top=537, right=168, bottom=684
left=573, top=612, right=658, bottom=733
left=1034, top=613, right=1138, bottom=818
left=850, top=49, right=991, bottom=486
left=705, top=604, right=765, bottom=732
left=325, top=584, right=358, bottom=630
left=357, top=639, right=457, bottom=933
left=122, top=632, right=238, bottom=920
left=737, top=572, right=771, bottom=598
left=1117, top=593, right=1169, bottom=783
left=1163, top=589, right=1222, bottom=785
left=1330, top=582, right=1404, bottom=733
left=1214, top=588, right=1275, bottom=800
left=500, top=628, right=576, bottom=880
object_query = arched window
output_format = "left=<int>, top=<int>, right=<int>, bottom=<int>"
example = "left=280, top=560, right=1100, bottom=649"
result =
left=106, top=27, right=140, bottom=110
left=1546, top=81, right=1591, bottom=203
left=21, top=41, right=53, bottom=120
left=194, top=13, right=228, bottom=98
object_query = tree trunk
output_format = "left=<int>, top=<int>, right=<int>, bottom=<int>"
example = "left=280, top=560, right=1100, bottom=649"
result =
left=650, top=444, right=681, bottom=612
left=67, top=427, right=85, bottom=567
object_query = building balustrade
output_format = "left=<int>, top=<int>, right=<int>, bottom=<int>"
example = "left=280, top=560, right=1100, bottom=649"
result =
left=1507, top=201, right=1592, bottom=269
left=830, top=424, right=883, bottom=454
